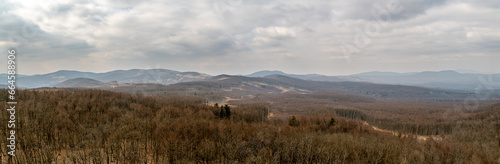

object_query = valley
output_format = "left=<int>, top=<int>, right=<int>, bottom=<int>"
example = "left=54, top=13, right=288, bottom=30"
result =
left=2, top=69, right=499, bottom=163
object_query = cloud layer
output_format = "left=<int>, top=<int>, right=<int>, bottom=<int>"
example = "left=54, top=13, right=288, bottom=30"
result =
left=1, top=0, right=499, bottom=75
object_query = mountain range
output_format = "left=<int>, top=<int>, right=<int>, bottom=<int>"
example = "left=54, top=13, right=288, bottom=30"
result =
left=249, top=70, right=500, bottom=91
left=160, top=74, right=472, bottom=100
left=1, top=69, right=499, bottom=92
left=348, top=70, right=500, bottom=90
left=0, top=69, right=210, bottom=88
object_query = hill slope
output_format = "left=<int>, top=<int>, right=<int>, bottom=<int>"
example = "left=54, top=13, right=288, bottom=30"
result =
left=247, top=70, right=349, bottom=82
left=54, top=78, right=104, bottom=88
left=155, top=74, right=471, bottom=101
left=4, top=69, right=212, bottom=88
left=348, top=70, right=500, bottom=90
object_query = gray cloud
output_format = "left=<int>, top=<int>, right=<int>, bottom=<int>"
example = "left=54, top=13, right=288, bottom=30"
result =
left=338, top=0, right=448, bottom=21
left=0, top=0, right=498, bottom=75
left=392, top=0, right=448, bottom=20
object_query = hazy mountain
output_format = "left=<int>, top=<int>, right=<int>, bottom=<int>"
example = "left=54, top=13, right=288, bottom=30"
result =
left=55, top=78, right=104, bottom=88
left=163, top=74, right=471, bottom=100
left=6, top=69, right=499, bottom=91
left=90, top=69, right=211, bottom=84
left=15, top=70, right=98, bottom=88
left=51, top=73, right=480, bottom=101
left=248, top=70, right=500, bottom=91
left=348, top=70, right=500, bottom=91
left=247, top=70, right=500, bottom=91
left=247, top=70, right=287, bottom=77
left=1, top=69, right=212, bottom=88
left=350, top=71, right=416, bottom=77
left=247, top=70, right=349, bottom=82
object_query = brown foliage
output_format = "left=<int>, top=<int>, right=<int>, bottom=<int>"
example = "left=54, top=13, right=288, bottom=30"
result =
left=0, top=89, right=497, bottom=163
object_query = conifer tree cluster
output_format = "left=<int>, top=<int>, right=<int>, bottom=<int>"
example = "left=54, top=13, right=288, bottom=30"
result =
left=213, top=103, right=231, bottom=119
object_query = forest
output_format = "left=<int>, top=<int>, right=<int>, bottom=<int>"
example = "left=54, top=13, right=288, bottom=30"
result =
left=0, top=89, right=498, bottom=163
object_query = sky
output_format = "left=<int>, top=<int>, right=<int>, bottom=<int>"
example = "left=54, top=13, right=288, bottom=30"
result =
left=1, top=0, right=499, bottom=76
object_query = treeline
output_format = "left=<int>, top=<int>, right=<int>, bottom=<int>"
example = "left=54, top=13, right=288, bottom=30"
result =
left=0, top=89, right=497, bottom=163
left=330, top=108, right=455, bottom=135
left=333, top=108, right=368, bottom=121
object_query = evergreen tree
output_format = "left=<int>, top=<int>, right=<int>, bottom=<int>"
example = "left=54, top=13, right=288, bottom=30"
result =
left=220, top=106, right=225, bottom=119
left=224, top=105, right=231, bottom=119
left=288, top=116, right=299, bottom=127
left=329, top=117, right=336, bottom=127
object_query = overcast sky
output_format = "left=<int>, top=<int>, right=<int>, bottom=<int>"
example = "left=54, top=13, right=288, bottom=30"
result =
left=1, top=0, right=499, bottom=75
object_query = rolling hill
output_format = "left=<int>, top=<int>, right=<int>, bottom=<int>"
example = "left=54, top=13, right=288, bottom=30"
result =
left=105, top=74, right=472, bottom=101
left=54, top=78, right=105, bottom=88
left=347, top=70, right=500, bottom=91
left=247, top=70, right=500, bottom=91
left=247, top=70, right=350, bottom=82
left=1, top=69, right=211, bottom=88
left=6, top=69, right=500, bottom=92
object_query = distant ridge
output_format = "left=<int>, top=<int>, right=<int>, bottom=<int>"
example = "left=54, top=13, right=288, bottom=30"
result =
left=50, top=73, right=494, bottom=100
left=0, top=69, right=212, bottom=88
left=2, top=69, right=499, bottom=91
left=247, top=70, right=287, bottom=77
left=55, top=78, right=103, bottom=88
left=348, top=70, right=500, bottom=90
left=162, top=74, right=473, bottom=100
left=245, top=70, right=500, bottom=91
left=247, top=70, right=348, bottom=82
left=350, top=71, right=415, bottom=77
